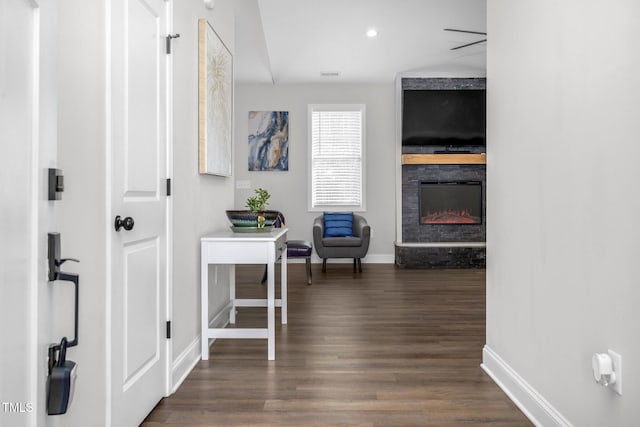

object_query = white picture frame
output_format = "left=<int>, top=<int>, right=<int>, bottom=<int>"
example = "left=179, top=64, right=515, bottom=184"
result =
left=198, top=19, right=233, bottom=176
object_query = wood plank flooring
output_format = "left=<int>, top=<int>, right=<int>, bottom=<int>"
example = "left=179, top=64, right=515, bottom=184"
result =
left=143, top=264, right=531, bottom=426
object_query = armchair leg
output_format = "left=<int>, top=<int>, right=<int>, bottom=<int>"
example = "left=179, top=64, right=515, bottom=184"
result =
left=353, top=258, right=357, bottom=272
left=305, top=257, right=312, bottom=285
left=358, top=258, right=362, bottom=273
left=322, top=258, right=327, bottom=272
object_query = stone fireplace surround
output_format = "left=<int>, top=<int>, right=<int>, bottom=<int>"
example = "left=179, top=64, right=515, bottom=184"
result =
left=395, top=77, right=486, bottom=268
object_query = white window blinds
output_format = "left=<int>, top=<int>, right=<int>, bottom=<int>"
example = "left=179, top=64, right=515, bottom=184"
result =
left=309, top=105, right=365, bottom=209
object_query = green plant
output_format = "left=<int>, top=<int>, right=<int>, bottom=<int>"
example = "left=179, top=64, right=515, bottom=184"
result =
left=245, top=188, right=271, bottom=212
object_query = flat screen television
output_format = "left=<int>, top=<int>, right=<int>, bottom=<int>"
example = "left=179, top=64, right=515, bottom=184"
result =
left=402, top=89, right=486, bottom=146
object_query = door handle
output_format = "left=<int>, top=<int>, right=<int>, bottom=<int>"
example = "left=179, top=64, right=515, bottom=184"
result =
left=114, top=215, right=135, bottom=232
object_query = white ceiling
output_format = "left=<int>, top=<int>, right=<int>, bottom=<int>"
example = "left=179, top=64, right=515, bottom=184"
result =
left=234, top=0, right=487, bottom=84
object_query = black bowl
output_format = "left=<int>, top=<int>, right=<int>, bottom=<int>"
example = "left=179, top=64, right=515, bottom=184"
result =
left=225, top=210, right=279, bottom=228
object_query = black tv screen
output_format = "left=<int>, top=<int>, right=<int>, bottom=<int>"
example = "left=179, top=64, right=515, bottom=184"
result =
left=402, top=89, right=486, bottom=146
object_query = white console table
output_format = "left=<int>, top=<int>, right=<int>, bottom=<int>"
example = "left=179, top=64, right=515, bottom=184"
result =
left=200, top=228, right=288, bottom=361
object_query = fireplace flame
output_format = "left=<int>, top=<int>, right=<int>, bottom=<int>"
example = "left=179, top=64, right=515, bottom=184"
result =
left=421, top=209, right=480, bottom=224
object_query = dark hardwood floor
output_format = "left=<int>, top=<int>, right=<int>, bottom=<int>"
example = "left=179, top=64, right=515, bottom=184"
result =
left=143, top=264, right=530, bottom=426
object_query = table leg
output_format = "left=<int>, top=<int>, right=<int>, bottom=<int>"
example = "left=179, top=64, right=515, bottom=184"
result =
left=267, top=260, right=275, bottom=360
left=281, top=248, right=287, bottom=325
left=201, top=245, right=209, bottom=360
left=229, top=265, right=236, bottom=324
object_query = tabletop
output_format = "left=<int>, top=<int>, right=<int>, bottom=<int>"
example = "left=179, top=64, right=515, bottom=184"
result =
left=201, top=227, right=288, bottom=242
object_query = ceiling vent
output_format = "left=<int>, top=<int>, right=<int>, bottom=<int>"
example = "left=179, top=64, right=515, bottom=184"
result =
left=320, top=72, right=340, bottom=77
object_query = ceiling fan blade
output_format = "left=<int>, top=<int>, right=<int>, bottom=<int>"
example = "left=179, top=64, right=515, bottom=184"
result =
left=444, top=28, right=487, bottom=36
left=451, top=39, right=487, bottom=50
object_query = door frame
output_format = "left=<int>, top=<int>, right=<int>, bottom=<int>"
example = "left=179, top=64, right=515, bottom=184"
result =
left=164, top=0, right=175, bottom=397
left=30, top=1, right=42, bottom=423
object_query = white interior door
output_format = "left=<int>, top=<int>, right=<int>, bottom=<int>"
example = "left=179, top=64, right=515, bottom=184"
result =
left=0, top=1, right=38, bottom=426
left=110, top=0, right=168, bottom=424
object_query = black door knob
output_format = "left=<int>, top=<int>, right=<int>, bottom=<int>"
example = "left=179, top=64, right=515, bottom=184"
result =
left=114, top=215, right=135, bottom=232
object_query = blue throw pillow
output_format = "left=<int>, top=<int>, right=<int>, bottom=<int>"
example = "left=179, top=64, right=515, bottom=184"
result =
left=323, top=212, right=353, bottom=237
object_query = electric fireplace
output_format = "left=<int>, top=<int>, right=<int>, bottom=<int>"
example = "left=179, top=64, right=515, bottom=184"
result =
left=420, top=181, right=482, bottom=225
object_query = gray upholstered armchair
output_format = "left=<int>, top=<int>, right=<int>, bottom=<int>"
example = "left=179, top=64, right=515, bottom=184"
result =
left=313, top=214, right=371, bottom=272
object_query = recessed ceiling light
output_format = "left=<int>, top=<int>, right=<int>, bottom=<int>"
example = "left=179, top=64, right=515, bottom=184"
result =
left=366, top=29, right=378, bottom=38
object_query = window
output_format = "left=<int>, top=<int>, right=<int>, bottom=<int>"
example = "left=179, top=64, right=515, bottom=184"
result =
left=308, top=104, right=365, bottom=211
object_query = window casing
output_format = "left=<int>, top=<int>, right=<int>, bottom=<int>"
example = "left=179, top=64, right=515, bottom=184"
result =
left=308, top=104, right=366, bottom=211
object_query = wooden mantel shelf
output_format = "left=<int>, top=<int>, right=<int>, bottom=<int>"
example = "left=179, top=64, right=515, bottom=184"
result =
left=401, top=153, right=486, bottom=165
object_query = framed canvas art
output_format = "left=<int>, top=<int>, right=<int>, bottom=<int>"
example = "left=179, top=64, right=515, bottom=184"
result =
left=248, top=111, right=289, bottom=171
left=198, top=19, right=233, bottom=176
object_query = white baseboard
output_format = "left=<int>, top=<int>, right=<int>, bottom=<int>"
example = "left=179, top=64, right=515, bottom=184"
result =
left=364, top=254, right=395, bottom=263
left=481, top=345, right=572, bottom=427
left=171, top=304, right=231, bottom=394
left=171, top=337, right=201, bottom=393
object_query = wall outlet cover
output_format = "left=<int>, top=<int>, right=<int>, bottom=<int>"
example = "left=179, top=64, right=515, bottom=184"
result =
left=236, top=180, right=251, bottom=189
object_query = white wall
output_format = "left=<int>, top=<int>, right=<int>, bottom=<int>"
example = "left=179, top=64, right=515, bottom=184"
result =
left=234, top=84, right=396, bottom=262
left=171, top=0, right=235, bottom=385
left=485, top=1, right=640, bottom=424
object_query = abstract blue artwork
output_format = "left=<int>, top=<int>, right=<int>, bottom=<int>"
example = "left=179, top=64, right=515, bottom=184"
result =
left=248, top=111, right=289, bottom=171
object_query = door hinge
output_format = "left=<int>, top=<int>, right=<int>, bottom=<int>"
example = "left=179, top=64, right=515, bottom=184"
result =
left=166, top=321, right=172, bottom=339
left=166, top=34, right=180, bottom=54
left=166, top=178, right=172, bottom=196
